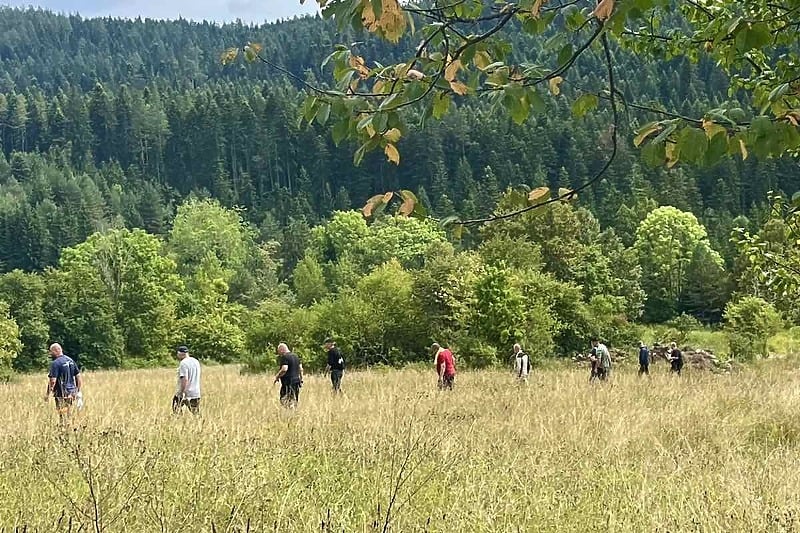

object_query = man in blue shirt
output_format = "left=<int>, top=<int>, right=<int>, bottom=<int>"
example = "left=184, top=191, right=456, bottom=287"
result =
left=44, top=343, right=82, bottom=417
left=638, top=341, right=650, bottom=377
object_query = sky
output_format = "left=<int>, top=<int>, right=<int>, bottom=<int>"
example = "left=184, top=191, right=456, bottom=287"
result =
left=1, top=0, right=319, bottom=23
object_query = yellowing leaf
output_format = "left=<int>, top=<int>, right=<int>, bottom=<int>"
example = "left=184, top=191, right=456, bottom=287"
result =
left=384, top=128, right=402, bottom=143
left=633, top=123, right=662, bottom=147
left=445, top=59, right=462, bottom=82
left=532, top=0, right=547, bottom=18
left=449, top=80, right=470, bottom=95
left=701, top=119, right=727, bottom=139
left=363, top=193, right=386, bottom=217
left=349, top=54, right=370, bottom=79
left=385, top=143, right=400, bottom=164
left=398, top=190, right=417, bottom=216
left=382, top=191, right=395, bottom=203
left=548, top=76, right=563, bottom=96
left=365, top=124, right=377, bottom=138
left=593, top=0, right=614, bottom=21
left=473, top=51, right=491, bottom=70
left=666, top=142, right=678, bottom=168
left=529, top=186, right=550, bottom=203
left=220, top=47, right=239, bottom=65
left=558, top=187, right=576, bottom=200
left=243, top=42, right=263, bottom=62
left=739, top=138, right=748, bottom=160
left=361, top=0, right=407, bottom=43
left=407, top=69, right=425, bottom=80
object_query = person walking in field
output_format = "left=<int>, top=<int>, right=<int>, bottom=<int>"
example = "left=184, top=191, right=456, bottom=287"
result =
left=638, top=341, right=650, bottom=377
left=274, top=343, right=304, bottom=408
left=588, top=347, right=599, bottom=382
left=324, top=338, right=345, bottom=394
left=172, top=346, right=201, bottom=415
left=44, top=343, right=82, bottom=420
left=432, top=343, right=456, bottom=390
left=591, top=338, right=612, bottom=381
left=669, top=342, right=684, bottom=376
left=513, top=343, right=530, bottom=384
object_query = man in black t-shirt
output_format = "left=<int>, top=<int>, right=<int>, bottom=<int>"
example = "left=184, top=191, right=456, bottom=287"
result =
left=324, top=338, right=345, bottom=393
left=274, top=343, right=304, bottom=408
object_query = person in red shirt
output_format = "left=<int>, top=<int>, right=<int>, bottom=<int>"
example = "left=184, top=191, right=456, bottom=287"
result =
left=432, top=343, right=456, bottom=390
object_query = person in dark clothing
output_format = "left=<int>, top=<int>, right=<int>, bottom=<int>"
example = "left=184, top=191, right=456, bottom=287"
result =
left=669, top=342, right=684, bottom=376
left=324, top=338, right=345, bottom=393
left=274, top=343, right=304, bottom=408
left=44, top=343, right=82, bottom=420
left=589, top=347, right=599, bottom=382
left=638, top=341, right=650, bottom=377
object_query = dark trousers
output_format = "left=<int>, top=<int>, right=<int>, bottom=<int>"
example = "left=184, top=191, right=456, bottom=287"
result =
left=172, top=395, right=201, bottom=415
left=671, top=361, right=683, bottom=376
left=330, top=370, right=343, bottom=392
left=639, top=363, right=649, bottom=376
left=280, top=381, right=301, bottom=407
left=438, top=374, right=455, bottom=390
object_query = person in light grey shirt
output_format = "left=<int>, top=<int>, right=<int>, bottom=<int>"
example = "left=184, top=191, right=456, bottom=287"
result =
left=172, top=345, right=201, bottom=415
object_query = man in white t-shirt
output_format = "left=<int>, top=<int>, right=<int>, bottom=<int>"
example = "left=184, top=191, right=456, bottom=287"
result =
left=172, top=346, right=201, bottom=415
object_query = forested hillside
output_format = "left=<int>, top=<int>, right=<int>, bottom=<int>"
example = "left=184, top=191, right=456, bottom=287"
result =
left=0, top=6, right=796, bottom=374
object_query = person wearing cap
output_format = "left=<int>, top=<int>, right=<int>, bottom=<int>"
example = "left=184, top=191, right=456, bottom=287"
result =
left=172, top=346, right=201, bottom=415
left=274, top=343, right=304, bottom=408
left=513, top=343, right=530, bottom=384
left=588, top=347, right=599, bottom=382
left=591, top=338, right=611, bottom=381
left=324, top=338, right=345, bottom=393
left=638, top=341, right=650, bottom=377
left=668, top=342, right=684, bottom=376
left=44, top=343, right=82, bottom=420
left=432, top=343, right=456, bottom=390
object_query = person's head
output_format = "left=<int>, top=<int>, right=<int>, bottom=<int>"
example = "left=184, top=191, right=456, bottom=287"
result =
left=591, top=338, right=599, bottom=347
left=277, top=343, right=290, bottom=355
left=513, top=343, right=522, bottom=354
left=176, top=346, right=189, bottom=360
left=670, top=342, right=677, bottom=349
left=324, top=338, right=335, bottom=350
left=639, top=341, right=645, bottom=348
left=430, top=342, right=441, bottom=354
left=48, top=343, right=63, bottom=359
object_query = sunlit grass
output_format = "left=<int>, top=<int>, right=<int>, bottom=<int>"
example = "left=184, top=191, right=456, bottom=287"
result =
left=1, top=360, right=800, bottom=531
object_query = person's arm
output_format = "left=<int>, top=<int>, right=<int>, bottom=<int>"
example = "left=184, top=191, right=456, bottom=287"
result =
left=274, top=362, right=288, bottom=384
left=299, top=363, right=304, bottom=382
left=436, top=355, right=445, bottom=380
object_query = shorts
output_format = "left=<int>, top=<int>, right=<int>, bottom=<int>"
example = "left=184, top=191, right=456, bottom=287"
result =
left=54, top=397, right=74, bottom=412
left=172, top=395, right=201, bottom=415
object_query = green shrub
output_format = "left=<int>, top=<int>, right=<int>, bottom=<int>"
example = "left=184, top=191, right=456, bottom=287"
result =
left=724, top=297, right=783, bottom=360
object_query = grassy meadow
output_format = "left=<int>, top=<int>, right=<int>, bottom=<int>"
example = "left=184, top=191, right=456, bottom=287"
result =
left=2, top=359, right=800, bottom=532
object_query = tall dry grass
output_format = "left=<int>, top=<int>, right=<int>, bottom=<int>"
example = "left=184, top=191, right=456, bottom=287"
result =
left=1, top=359, right=800, bottom=531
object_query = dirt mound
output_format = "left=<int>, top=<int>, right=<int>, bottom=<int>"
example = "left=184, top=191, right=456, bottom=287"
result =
left=651, top=345, right=732, bottom=373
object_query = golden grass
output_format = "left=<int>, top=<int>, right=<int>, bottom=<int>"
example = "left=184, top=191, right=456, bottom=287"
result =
left=2, top=360, right=800, bottom=531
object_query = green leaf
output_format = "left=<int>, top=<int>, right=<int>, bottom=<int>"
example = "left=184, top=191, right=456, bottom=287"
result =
left=432, top=93, right=451, bottom=119
left=331, top=119, right=350, bottom=146
left=676, top=126, right=708, bottom=165
left=302, top=96, right=319, bottom=123
left=353, top=143, right=368, bottom=166
left=703, top=131, right=728, bottom=167
left=641, top=142, right=666, bottom=167
left=315, top=102, right=331, bottom=126
left=571, top=94, right=598, bottom=119
left=557, top=44, right=574, bottom=68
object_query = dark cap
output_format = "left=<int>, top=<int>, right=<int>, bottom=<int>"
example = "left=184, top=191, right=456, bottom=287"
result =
left=324, top=338, right=335, bottom=345
left=177, top=346, right=189, bottom=353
